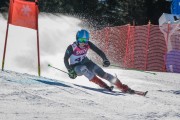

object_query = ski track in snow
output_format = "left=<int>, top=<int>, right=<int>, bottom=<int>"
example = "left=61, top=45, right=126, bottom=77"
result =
left=0, top=70, right=180, bottom=120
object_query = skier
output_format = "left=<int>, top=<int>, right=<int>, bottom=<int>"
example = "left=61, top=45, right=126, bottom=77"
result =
left=64, top=29, right=134, bottom=93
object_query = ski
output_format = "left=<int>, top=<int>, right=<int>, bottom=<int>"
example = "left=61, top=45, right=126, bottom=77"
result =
left=107, top=86, right=148, bottom=96
left=132, top=90, right=148, bottom=96
left=121, top=88, right=148, bottom=96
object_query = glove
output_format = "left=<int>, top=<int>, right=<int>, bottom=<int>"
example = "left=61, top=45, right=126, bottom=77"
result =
left=68, top=69, right=77, bottom=79
left=103, top=59, right=110, bottom=67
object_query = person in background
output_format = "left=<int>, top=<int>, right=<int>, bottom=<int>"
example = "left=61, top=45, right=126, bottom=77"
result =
left=64, top=29, right=134, bottom=93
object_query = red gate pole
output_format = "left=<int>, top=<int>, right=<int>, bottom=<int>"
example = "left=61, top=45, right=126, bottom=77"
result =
left=145, top=21, right=151, bottom=70
left=35, top=0, right=41, bottom=76
left=124, top=24, right=131, bottom=68
left=2, top=24, right=10, bottom=71
left=1, top=0, right=13, bottom=71
left=163, top=22, right=170, bottom=72
left=105, top=27, right=109, bottom=56
left=131, top=25, right=135, bottom=69
left=36, top=24, right=40, bottom=76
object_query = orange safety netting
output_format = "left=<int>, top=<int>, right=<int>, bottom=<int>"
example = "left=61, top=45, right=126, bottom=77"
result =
left=90, top=24, right=167, bottom=72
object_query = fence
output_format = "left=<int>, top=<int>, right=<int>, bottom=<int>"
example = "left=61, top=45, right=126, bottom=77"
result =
left=90, top=23, right=168, bottom=72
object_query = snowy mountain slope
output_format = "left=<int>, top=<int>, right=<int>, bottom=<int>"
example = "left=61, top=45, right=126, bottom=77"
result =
left=0, top=69, right=180, bottom=120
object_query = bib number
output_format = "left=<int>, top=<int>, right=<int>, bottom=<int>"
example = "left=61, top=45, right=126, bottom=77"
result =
left=75, top=56, right=85, bottom=62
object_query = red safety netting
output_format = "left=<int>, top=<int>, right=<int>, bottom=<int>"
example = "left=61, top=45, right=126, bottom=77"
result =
left=147, top=25, right=166, bottom=71
left=90, top=25, right=129, bottom=67
left=90, top=24, right=167, bottom=72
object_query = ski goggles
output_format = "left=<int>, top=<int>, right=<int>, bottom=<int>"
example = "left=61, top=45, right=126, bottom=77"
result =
left=78, top=38, right=88, bottom=43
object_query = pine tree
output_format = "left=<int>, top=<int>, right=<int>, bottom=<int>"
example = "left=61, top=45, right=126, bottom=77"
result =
left=0, top=0, right=169, bottom=26
left=39, top=0, right=64, bottom=13
left=95, top=0, right=147, bottom=26
left=0, top=0, right=9, bottom=12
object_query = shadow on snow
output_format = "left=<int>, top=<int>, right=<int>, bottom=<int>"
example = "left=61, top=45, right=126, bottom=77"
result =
left=157, top=90, right=180, bottom=95
left=34, top=79, right=72, bottom=88
left=32, top=78, right=125, bottom=96
left=74, top=84, right=125, bottom=96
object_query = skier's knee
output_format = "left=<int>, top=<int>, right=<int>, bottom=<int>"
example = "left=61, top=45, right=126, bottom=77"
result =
left=93, top=66, right=117, bottom=83
left=79, top=66, right=94, bottom=80
left=79, top=66, right=88, bottom=74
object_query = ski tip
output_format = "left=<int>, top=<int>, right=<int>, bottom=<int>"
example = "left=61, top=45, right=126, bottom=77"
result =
left=48, top=64, right=51, bottom=67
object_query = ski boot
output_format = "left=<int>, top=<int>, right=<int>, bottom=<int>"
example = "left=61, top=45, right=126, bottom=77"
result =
left=114, top=78, right=134, bottom=93
left=126, top=88, right=135, bottom=94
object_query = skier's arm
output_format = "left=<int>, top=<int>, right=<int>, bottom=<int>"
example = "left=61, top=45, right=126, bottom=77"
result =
left=64, top=45, right=73, bottom=70
left=88, top=41, right=108, bottom=61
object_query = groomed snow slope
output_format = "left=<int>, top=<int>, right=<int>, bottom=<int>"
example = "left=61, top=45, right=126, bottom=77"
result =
left=0, top=69, right=180, bottom=120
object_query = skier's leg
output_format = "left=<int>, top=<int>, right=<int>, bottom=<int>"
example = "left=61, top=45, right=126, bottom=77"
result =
left=89, top=63, right=132, bottom=93
left=90, top=76, right=113, bottom=91
left=88, top=63, right=115, bottom=83
left=74, top=65, right=94, bottom=80
left=104, top=74, right=132, bottom=93
left=74, top=65, right=112, bottom=91
left=85, top=61, right=113, bottom=81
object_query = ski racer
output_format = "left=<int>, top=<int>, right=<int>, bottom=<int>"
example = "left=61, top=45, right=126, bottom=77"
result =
left=64, top=29, right=134, bottom=93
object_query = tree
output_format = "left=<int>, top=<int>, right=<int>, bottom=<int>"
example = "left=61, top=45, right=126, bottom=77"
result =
left=0, top=0, right=171, bottom=26
left=0, top=0, right=9, bottom=12
left=95, top=0, right=147, bottom=26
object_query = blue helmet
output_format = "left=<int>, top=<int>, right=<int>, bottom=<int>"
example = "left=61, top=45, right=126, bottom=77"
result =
left=76, top=29, right=89, bottom=43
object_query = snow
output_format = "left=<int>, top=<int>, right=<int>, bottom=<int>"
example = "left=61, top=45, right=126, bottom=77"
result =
left=0, top=69, right=180, bottom=120
left=0, top=13, right=180, bottom=120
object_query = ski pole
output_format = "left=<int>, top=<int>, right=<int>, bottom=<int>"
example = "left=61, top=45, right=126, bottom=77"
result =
left=110, top=64, right=156, bottom=75
left=48, top=64, right=69, bottom=74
